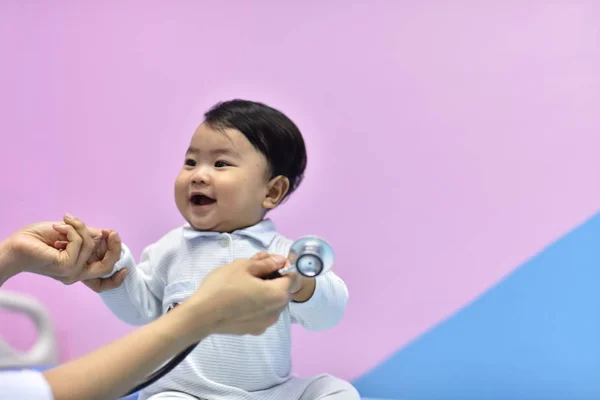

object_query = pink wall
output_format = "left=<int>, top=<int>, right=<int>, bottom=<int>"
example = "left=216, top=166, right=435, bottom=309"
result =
left=1, top=2, right=599, bottom=380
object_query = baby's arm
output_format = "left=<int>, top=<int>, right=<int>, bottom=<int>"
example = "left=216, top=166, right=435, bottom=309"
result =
left=271, top=235, right=348, bottom=331
left=288, top=271, right=349, bottom=331
left=97, top=242, right=165, bottom=326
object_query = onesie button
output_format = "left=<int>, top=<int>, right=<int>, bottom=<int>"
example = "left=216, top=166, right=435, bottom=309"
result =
left=219, top=237, right=229, bottom=247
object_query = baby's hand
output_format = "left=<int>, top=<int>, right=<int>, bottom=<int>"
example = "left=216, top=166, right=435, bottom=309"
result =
left=54, top=228, right=126, bottom=292
left=82, top=230, right=127, bottom=293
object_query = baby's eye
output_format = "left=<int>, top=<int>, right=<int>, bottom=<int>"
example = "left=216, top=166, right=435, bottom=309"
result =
left=214, top=161, right=230, bottom=168
left=185, top=159, right=196, bottom=167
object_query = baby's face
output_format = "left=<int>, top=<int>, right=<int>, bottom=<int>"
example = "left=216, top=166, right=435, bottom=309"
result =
left=174, top=123, right=273, bottom=232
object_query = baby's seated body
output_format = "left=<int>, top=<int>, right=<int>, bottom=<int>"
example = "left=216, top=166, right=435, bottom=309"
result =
left=98, top=100, right=358, bottom=400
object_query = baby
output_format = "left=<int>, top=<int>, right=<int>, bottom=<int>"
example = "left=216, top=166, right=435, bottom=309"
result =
left=93, top=100, right=359, bottom=400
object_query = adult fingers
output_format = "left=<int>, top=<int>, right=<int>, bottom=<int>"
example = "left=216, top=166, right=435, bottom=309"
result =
left=52, top=224, right=83, bottom=276
left=263, top=276, right=294, bottom=303
left=62, top=214, right=96, bottom=270
left=54, top=240, right=69, bottom=250
left=284, top=270, right=303, bottom=294
left=251, top=251, right=270, bottom=260
left=247, top=255, right=287, bottom=278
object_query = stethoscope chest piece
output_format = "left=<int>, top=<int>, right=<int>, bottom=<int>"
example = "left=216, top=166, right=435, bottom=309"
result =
left=288, top=236, right=334, bottom=278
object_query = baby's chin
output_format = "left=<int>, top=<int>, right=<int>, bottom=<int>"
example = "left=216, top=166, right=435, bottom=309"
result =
left=186, top=218, right=220, bottom=232
left=184, top=215, right=232, bottom=233
left=185, top=215, right=265, bottom=234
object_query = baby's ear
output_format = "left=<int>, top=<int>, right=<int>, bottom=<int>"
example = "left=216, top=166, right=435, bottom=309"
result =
left=262, top=175, right=290, bottom=209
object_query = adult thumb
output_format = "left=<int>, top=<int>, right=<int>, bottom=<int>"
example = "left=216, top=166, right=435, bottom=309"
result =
left=248, top=255, right=287, bottom=278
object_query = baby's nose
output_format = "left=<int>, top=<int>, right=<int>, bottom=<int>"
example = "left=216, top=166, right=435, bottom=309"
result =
left=191, top=167, right=211, bottom=185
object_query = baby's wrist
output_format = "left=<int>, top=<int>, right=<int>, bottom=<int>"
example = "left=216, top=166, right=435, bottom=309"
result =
left=100, top=246, right=127, bottom=279
left=291, top=277, right=316, bottom=303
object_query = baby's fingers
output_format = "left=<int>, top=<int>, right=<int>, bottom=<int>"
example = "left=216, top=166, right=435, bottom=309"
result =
left=82, top=269, right=127, bottom=293
left=54, top=240, right=69, bottom=250
left=102, top=231, right=122, bottom=266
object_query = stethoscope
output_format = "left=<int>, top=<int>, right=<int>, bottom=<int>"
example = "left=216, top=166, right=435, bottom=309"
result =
left=123, top=236, right=334, bottom=397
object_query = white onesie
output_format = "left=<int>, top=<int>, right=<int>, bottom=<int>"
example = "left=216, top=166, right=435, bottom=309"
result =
left=99, top=218, right=357, bottom=400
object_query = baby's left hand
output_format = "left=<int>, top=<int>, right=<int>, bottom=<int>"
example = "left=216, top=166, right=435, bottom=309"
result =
left=288, top=271, right=304, bottom=295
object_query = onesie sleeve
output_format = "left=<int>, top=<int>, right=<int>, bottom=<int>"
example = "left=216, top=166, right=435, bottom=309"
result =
left=99, top=242, right=166, bottom=326
left=268, top=235, right=350, bottom=331
left=288, top=271, right=349, bottom=331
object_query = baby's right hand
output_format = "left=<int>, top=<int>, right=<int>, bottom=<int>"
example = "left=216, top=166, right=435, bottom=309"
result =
left=81, top=229, right=128, bottom=293
left=54, top=227, right=126, bottom=292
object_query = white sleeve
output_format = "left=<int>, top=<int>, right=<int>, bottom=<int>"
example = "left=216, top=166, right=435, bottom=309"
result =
left=268, top=234, right=350, bottom=332
left=99, top=242, right=165, bottom=326
left=289, top=271, right=349, bottom=331
left=0, top=370, right=54, bottom=399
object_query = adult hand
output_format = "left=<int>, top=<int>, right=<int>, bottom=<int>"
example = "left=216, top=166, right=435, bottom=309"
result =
left=38, top=253, right=294, bottom=400
left=2, top=214, right=120, bottom=285
left=178, top=252, right=293, bottom=338
left=250, top=251, right=315, bottom=302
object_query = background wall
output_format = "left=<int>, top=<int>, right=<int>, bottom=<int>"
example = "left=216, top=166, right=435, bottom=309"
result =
left=1, top=1, right=599, bottom=398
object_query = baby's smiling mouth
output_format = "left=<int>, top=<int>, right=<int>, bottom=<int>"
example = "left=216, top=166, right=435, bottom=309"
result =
left=190, top=194, right=216, bottom=206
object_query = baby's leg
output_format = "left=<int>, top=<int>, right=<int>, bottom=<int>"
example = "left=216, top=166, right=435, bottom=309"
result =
left=145, top=391, right=200, bottom=400
left=298, top=375, right=360, bottom=400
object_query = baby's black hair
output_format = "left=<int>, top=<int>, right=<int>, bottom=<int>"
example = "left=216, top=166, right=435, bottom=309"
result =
left=204, top=99, right=307, bottom=203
